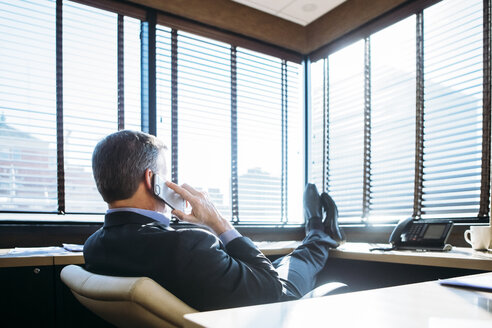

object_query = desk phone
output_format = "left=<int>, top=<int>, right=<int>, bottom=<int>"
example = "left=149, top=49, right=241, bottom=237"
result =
left=389, top=218, right=453, bottom=251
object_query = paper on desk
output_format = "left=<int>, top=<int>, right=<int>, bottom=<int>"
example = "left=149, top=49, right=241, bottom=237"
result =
left=7, top=246, right=66, bottom=257
left=62, top=243, right=84, bottom=252
left=439, top=274, right=492, bottom=292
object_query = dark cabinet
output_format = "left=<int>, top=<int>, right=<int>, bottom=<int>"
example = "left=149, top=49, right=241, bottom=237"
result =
left=0, top=265, right=56, bottom=327
left=0, top=265, right=112, bottom=328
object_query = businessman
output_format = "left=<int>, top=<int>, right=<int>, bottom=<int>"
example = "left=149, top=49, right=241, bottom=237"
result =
left=84, top=130, right=345, bottom=311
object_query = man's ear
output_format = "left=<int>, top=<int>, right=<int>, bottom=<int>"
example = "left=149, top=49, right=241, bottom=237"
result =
left=144, top=168, right=153, bottom=191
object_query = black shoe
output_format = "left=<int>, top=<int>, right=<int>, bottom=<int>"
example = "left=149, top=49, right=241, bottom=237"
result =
left=303, top=183, right=324, bottom=233
left=320, top=192, right=346, bottom=244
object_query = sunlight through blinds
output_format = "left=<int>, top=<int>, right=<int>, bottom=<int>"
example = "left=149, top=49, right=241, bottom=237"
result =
left=0, top=0, right=57, bottom=212
left=236, top=49, right=283, bottom=223
left=63, top=1, right=117, bottom=213
left=177, top=32, right=232, bottom=217
left=370, top=16, right=416, bottom=221
left=328, top=40, right=365, bottom=221
left=422, top=0, right=483, bottom=218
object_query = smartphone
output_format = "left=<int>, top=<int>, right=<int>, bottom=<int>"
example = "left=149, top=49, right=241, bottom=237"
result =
left=152, top=174, right=186, bottom=212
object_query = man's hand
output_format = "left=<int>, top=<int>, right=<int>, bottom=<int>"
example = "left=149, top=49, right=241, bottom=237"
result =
left=166, top=181, right=234, bottom=236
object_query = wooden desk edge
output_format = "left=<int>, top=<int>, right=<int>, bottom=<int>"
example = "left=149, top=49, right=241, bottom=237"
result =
left=0, top=256, right=53, bottom=268
left=329, top=249, right=492, bottom=271
left=259, top=243, right=492, bottom=271
left=53, top=254, right=85, bottom=265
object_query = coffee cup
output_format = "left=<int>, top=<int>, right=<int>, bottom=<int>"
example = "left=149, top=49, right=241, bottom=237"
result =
left=464, top=225, right=492, bottom=250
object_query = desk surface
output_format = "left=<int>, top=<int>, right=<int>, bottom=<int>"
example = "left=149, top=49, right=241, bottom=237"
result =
left=258, top=241, right=492, bottom=271
left=1, top=242, right=491, bottom=270
left=183, top=272, right=492, bottom=328
left=0, top=247, right=84, bottom=267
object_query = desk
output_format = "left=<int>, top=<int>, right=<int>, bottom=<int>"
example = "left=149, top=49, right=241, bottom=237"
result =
left=331, top=243, right=492, bottom=271
left=183, top=272, right=492, bottom=328
left=0, top=247, right=84, bottom=268
left=1, top=242, right=491, bottom=270
left=258, top=242, right=492, bottom=271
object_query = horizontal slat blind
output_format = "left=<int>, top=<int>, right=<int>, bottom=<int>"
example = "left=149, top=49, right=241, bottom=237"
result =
left=309, top=59, right=326, bottom=192
left=0, top=0, right=57, bottom=212
left=156, top=25, right=172, bottom=151
left=177, top=31, right=231, bottom=216
left=124, top=16, right=141, bottom=131
left=237, top=48, right=283, bottom=223
left=1, top=1, right=304, bottom=222
left=370, top=16, right=416, bottom=221
left=328, top=40, right=365, bottom=221
left=63, top=0, right=117, bottom=213
left=286, top=62, right=303, bottom=223
left=422, top=0, right=483, bottom=218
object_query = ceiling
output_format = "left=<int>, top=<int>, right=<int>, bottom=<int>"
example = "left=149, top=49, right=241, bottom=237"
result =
left=232, top=0, right=347, bottom=26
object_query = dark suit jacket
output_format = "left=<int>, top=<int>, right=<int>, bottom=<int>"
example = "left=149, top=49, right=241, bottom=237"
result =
left=83, top=211, right=283, bottom=311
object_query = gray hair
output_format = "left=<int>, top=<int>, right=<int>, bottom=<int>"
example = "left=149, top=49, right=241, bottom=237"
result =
left=92, top=130, right=167, bottom=203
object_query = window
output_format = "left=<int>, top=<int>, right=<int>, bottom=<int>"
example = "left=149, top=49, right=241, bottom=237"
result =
left=0, top=0, right=303, bottom=225
left=62, top=1, right=118, bottom=213
left=155, top=31, right=303, bottom=224
left=326, top=40, right=365, bottom=220
left=370, top=16, right=416, bottom=221
left=176, top=32, right=231, bottom=215
left=236, top=49, right=303, bottom=223
left=422, top=0, right=483, bottom=219
left=0, top=0, right=57, bottom=212
left=310, top=0, right=489, bottom=223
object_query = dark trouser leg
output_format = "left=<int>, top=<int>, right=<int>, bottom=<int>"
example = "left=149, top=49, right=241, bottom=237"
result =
left=272, top=230, right=337, bottom=300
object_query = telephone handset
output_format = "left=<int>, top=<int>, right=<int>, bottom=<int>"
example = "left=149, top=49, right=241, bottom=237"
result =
left=152, top=174, right=186, bottom=213
left=388, top=217, right=454, bottom=251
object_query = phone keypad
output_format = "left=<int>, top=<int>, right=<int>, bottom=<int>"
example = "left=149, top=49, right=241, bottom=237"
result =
left=408, top=224, right=425, bottom=241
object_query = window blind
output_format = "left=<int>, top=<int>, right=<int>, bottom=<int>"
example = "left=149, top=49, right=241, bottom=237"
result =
left=286, top=61, right=303, bottom=223
left=422, top=0, right=483, bottom=218
left=1, top=0, right=304, bottom=223
left=236, top=48, right=284, bottom=223
left=156, top=25, right=172, bottom=154
left=62, top=1, right=117, bottom=213
left=123, top=16, right=141, bottom=131
left=310, top=59, right=327, bottom=193
left=177, top=31, right=232, bottom=216
left=327, top=40, right=365, bottom=221
left=0, top=0, right=57, bottom=212
left=370, top=16, right=416, bottom=221
left=310, top=0, right=489, bottom=223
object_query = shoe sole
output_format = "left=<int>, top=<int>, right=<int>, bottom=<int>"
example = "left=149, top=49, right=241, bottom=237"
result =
left=321, top=193, right=346, bottom=243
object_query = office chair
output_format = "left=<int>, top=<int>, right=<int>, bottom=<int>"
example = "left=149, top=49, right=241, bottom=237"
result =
left=61, top=265, right=348, bottom=328
left=60, top=265, right=197, bottom=328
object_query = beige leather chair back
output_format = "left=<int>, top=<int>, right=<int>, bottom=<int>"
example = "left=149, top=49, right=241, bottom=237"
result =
left=60, top=264, right=197, bottom=328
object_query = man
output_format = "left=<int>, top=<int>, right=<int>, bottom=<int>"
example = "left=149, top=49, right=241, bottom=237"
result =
left=84, top=130, right=345, bottom=311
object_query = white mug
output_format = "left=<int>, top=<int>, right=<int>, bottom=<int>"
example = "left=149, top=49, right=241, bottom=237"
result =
left=464, top=225, right=492, bottom=250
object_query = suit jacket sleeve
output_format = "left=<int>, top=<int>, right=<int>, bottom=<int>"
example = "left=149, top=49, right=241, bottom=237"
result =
left=173, top=229, right=283, bottom=311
